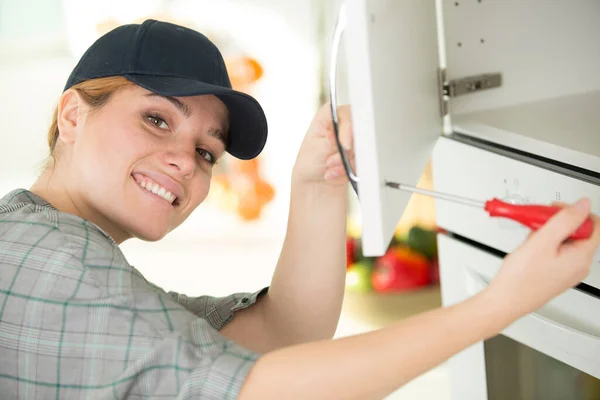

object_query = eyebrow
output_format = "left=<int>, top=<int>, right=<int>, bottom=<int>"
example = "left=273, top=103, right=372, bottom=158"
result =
left=208, top=127, right=228, bottom=148
left=145, top=93, right=192, bottom=118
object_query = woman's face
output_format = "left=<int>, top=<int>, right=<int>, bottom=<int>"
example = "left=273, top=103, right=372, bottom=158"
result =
left=62, top=85, right=229, bottom=242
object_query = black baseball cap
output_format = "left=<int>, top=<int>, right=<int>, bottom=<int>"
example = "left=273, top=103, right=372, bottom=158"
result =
left=64, top=19, right=268, bottom=160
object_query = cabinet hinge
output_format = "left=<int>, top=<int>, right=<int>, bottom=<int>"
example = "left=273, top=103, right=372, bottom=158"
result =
left=437, top=69, right=503, bottom=117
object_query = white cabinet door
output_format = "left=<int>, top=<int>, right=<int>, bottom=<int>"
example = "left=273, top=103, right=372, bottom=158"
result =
left=337, top=0, right=443, bottom=256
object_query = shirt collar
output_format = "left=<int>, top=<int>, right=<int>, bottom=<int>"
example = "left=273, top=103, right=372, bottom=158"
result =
left=0, top=188, right=120, bottom=247
left=0, top=189, right=55, bottom=209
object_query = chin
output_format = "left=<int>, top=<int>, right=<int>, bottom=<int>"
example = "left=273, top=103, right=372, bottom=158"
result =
left=130, top=225, right=170, bottom=242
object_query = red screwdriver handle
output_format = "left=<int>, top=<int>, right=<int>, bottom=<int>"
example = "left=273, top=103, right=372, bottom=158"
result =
left=484, top=198, right=594, bottom=240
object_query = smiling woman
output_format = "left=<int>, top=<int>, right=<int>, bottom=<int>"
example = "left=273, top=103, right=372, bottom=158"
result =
left=34, top=78, right=231, bottom=243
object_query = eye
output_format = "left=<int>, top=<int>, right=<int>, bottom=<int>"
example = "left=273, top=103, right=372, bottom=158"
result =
left=146, top=114, right=169, bottom=130
left=196, top=148, right=216, bottom=164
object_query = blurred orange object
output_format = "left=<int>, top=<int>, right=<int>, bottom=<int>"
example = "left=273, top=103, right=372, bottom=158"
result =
left=237, top=196, right=262, bottom=221
left=225, top=56, right=264, bottom=90
left=212, top=157, right=275, bottom=221
left=255, top=180, right=275, bottom=203
left=231, top=158, right=260, bottom=177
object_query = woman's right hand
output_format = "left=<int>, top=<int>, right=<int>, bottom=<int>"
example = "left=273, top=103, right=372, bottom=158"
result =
left=488, top=198, right=600, bottom=320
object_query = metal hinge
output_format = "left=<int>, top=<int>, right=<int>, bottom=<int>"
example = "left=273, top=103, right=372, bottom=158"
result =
left=438, top=69, right=502, bottom=116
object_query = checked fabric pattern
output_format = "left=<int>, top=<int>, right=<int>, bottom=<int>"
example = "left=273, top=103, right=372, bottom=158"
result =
left=0, top=189, right=266, bottom=399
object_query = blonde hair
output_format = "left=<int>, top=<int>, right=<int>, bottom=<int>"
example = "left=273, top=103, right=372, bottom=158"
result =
left=47, top=76, right=134, bottom=155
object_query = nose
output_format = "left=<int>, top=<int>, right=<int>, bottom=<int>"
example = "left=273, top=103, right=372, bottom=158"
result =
left=163, top=149, right=195, bottom=179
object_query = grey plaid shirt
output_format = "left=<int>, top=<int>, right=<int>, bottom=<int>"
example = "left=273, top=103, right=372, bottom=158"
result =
left=0, top=189, right=267, bottom=399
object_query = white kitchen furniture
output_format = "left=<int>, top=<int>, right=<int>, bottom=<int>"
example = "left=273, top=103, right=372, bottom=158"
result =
left=331, top=0, right=600, bottom=256
left=330, top=0, right=600, bottom=398
left=434, top=137, right=600, bottom=399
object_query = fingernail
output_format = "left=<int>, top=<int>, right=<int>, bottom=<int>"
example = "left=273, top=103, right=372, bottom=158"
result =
left=576, top=198, right=591, bottom=212
left=325, top=170, right=339, bottom=181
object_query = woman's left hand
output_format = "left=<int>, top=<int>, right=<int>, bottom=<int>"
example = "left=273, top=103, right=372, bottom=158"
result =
left=292, top=103, right=355, bottom=191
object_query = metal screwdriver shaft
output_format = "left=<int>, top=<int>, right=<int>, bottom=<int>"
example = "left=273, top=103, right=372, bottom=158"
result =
left=385, top=181, right=485, bottom=209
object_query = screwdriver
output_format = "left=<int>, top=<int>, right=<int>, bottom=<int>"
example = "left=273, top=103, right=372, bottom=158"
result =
left=385, top=181, right=594, bottom=240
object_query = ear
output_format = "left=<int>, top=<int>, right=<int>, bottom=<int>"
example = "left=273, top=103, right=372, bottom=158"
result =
left=56, top=90, right=82, bottom=145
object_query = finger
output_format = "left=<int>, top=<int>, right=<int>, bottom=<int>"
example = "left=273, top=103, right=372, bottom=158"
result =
left=550, top=201, right=568, bottom=208
left=531, top=198, right=592, bottom=246
left=562, top=212, right=600, bottom=253
left=548, top=200, right=596, bottom=247
left=326, top=153, right=342, bottom=168
left=324, top=105, right=353, bottom=147
left=589, top=213, right=600, bottom=244
left=327, top=152, right=357, bottom=178
left=321, top=103, right=349, bottom=126
left=324, top=166, right=347, bottom=183
left=525, top=231, right=535, bottom=241
left=326, top=150, right=355, bottom=168
left=325, top=163, right=353, bottom=181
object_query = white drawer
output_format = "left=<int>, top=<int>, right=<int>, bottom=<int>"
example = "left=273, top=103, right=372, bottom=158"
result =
left=432, top=136, right=600, bottom=289
left=438, top=234, right=600, bottom=381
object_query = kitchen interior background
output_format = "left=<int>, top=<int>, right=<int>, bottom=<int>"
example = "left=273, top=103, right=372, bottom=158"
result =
left=1, top=0, right=448, bottom=397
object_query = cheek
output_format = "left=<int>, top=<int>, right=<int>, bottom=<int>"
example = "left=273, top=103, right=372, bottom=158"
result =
left=89, top=119, right=150, bottom=163
left=73, top=120, right=149, bottom=187
left=189, top=173, right=212, bottom=206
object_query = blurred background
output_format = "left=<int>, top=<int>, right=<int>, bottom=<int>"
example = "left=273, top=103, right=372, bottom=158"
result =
left=0, top=0, right=447, bottom=397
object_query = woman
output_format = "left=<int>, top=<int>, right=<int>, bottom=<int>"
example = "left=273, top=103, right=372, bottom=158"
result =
left=0, top=19, right=598, bottom=399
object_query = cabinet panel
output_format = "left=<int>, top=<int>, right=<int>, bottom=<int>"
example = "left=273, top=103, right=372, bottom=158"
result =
left=342, top=0, right=442, bottom=255
left=432, top=136, right=600, bottom=289
left=443, top=0, right=600, bottom=115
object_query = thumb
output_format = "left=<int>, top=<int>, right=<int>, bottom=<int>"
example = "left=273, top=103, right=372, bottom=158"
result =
left=532, top=198, right=591, bottom=245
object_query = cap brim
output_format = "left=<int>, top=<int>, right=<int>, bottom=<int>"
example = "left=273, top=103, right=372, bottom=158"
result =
left=123, top=74, right=268, bottom=160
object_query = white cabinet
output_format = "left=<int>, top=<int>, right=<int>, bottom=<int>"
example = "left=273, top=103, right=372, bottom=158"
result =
left=331, top=2, right=600, bottom=397
left=432, top=128, right=600, bottom=399
left=332, top=0, right=600, bottom=256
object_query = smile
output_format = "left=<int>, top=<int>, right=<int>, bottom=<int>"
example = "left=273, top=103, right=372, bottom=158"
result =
left=133, top=175, right=177, bottom=205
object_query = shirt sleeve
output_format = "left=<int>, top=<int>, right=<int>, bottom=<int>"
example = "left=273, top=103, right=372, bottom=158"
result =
left=0, top=249, right=264, bottom=400
left=167, top=287, right=269, bottom=330
left=109, top=316, right=261, bottom=400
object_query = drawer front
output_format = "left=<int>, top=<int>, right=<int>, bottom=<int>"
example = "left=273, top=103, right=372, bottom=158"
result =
left=438, top=234, right=600, bottom=381
left=432, top=136, right=600, bottom=289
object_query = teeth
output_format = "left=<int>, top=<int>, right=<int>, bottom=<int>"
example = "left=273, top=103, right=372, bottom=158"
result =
left=137, top=179, right=177, bottom=204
